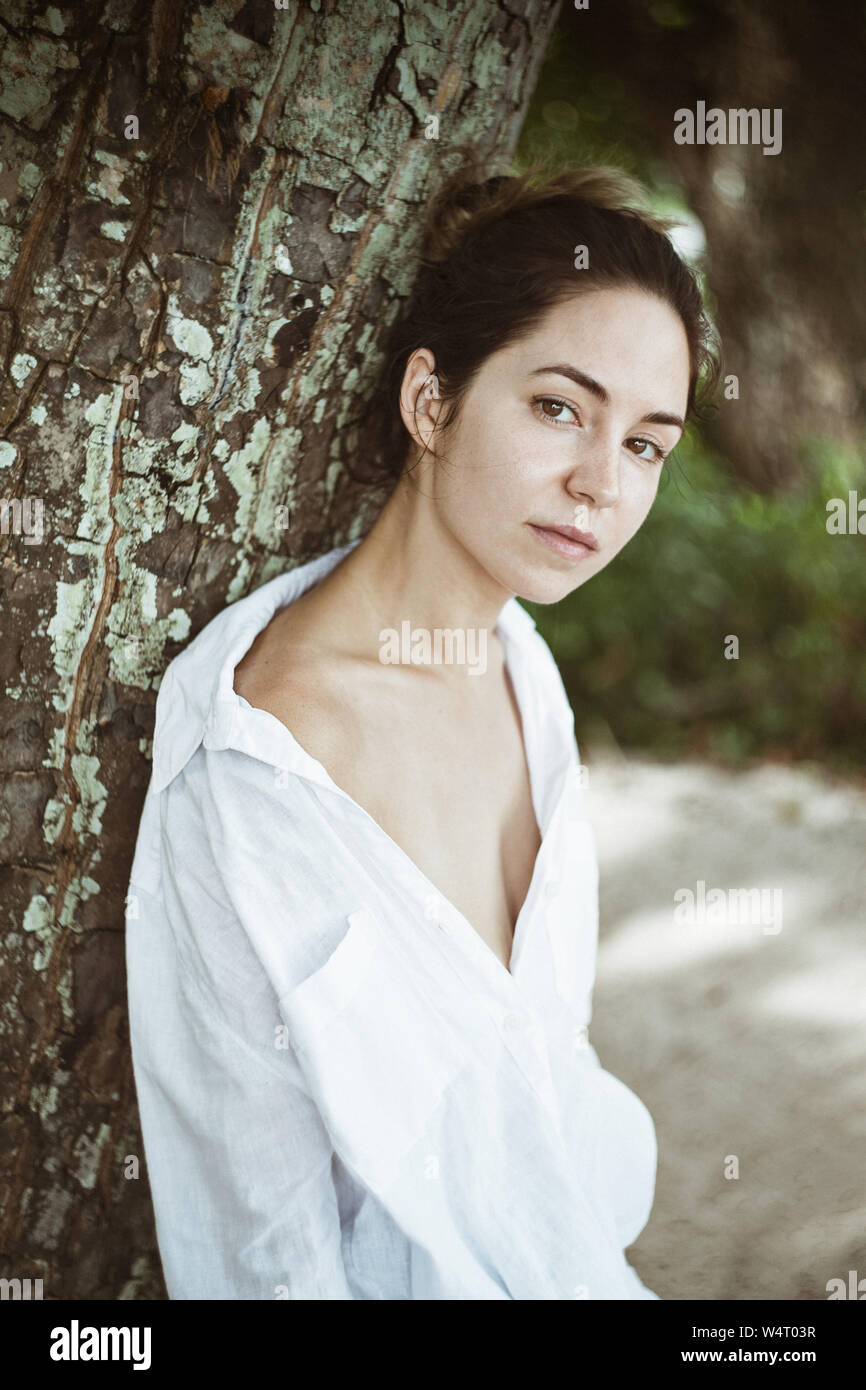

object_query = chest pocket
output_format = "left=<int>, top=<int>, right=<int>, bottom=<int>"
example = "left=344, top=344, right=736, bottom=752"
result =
left=280, top=908, right=465, bottom=1196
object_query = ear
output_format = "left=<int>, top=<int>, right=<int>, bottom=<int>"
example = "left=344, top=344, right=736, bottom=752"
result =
left=398, top=349, right=442, bottom=456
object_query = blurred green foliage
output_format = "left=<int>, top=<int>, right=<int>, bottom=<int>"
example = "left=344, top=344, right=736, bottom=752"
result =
left=513, top=22, right=866, bottom=771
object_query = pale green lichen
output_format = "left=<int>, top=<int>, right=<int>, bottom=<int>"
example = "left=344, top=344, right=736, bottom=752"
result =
left=85, top=151, right=131, bottom=206
left=0, top=440, right=17, bottom=468
left=171, top=476, right=214, bottom=524
left=111, top=478, right=166, bottom=541
left=118, top=1256, right=152, bottom=1302
left=73, top=1123, right=111, bottom=1190
left=355, top=321, right=375, bottom=356
left=394, top=54, right=422, bottom=107
left=166, top=309, right=214, bottom=360
left=340, top=365, right=360, bottom=395
left=31, top=1082, right=59, bottom=1120
left=179, top=359, right=213, bottom=406
left=207, top=189, right=284, bottom=412
left=140, top=569, right=158, bottom=623
left=99, top=220, right=128, bottom=242
left=165, top=302, right=217, bottom=404
left=169, top=421, right=200, bottom=457
left=47, top=577, right=100, bottom=714
left=252, top=446, right=296, bottom=550
left=348, top=510, right=368, bottom=541
left=105, top=530, right=192, bottom=688
left=43, top=725, right=65, bottom=769
left=55, top=961, right=74, bottom=1024
left=39, top=721, right=109, bottom=848
left=295, top=326, right=347, bottom=403
left=328, top=206, right=366, bottom=235
left=221, top=365, right=261, bottom=422
left=80, top=390, right=122, bottom=543
left=324, top=455, right=342, bottom=502
left=225, top=552, right=254, bottom=605
left=266, top=316, right=290, bottom=355
left=11, top=352, right=37, bottom=387
left=23, top=894, right=55, bottom=963
left=223, top=416, right=271, bottom=544
left=0, top=225, right=21, bottom=278
left=30, top=403, right=47, bottom=425
left=69, top=751, right=108, bottom=839
left=167, top=609, right=189, bottom=639
left=18, top=162, right=42, bottom=196
left=41, top=797, right=65, bottom=847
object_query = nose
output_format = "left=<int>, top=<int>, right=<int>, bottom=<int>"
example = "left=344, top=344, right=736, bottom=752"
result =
left=565, top=439, right=620, bottom=510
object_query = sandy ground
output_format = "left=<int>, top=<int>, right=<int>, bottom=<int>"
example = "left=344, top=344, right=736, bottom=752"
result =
left=581, top=750, right=866, bottom=1302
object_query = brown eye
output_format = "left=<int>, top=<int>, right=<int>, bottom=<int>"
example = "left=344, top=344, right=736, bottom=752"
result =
left=534, top=396, right=578, bottom=425
left=629, top=437, right=666, bottom=464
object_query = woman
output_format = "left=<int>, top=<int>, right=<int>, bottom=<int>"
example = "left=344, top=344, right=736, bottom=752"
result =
left=126, top=160, right=718, bottom=1300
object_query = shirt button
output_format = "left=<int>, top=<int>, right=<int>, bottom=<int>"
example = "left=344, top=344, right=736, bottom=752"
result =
left=544, top=877, right=560, bottom=900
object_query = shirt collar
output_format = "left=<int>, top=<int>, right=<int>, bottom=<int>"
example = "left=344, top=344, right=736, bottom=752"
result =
left=149, top=539, right=537, bottom=796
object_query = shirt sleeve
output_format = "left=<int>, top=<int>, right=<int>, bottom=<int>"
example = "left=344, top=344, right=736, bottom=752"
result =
left=125, top=800, right=355, bottom=1300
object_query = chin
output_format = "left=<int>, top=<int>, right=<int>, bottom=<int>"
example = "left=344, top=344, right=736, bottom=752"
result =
left=488, top=553, right=582, bottom=607
left=478, top=534, right=602, bottom=607
left=514, top=573, right=586, bottom=606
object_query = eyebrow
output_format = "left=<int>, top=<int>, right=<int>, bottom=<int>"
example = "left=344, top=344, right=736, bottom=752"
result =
left=529, top=363, right=685, bottom=434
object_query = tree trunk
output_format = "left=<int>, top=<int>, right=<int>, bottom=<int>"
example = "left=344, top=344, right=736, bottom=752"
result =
left=559, top=0, right=866, bottom=493
left=0, top=0, right=560, bottom=1299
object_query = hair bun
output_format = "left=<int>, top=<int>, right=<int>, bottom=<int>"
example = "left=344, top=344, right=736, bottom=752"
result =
left=421, top=152, right=674, bottom=265
left=420, top=160, right=500, bottom=262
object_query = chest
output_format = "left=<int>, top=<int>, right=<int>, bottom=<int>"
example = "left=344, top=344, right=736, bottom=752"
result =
left=343, top=678, right=542, bottom=973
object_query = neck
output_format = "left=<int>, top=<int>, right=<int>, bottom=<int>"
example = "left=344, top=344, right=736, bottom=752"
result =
left=314, top=473, right=515, bottom=673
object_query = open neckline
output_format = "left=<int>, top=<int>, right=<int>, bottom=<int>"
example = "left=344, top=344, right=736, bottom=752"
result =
left=232, top=611, right=559, bottom=987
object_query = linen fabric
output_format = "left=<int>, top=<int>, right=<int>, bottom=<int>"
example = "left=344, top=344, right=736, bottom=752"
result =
left=125, top=540, right=659, bottom=1300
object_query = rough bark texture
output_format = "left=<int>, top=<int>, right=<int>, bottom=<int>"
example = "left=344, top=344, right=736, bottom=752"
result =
left=0, top=0, right=560, bottom=1300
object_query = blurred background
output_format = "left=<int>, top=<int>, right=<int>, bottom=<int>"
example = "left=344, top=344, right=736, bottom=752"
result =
left=518, top=2, right=866, bottom=1300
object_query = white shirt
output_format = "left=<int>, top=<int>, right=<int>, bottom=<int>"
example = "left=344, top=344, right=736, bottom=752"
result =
left=126, top=540, right=659, bottom=1300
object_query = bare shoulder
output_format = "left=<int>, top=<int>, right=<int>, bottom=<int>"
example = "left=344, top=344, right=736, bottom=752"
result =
left=233, top=602, right=374, bottom=778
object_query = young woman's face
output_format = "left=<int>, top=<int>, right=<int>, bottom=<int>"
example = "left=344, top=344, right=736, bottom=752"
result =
left=420, top=286, right=691, bottom=605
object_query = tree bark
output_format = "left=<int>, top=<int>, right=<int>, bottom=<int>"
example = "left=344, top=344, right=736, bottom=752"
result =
left=0, top=0, right=561, bottom=1299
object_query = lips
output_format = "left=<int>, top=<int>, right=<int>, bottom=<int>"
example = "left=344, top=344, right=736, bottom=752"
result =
left=538, top=523, right=599, bottom=550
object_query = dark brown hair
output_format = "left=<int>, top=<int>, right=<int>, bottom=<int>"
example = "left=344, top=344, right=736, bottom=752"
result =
left=356, top=153, right=720, bottom=485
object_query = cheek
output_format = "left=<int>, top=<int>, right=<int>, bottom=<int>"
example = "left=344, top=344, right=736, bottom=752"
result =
left=440, top=406, right=536, bottom=501
left=621, top=465, right=662, bottom=527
